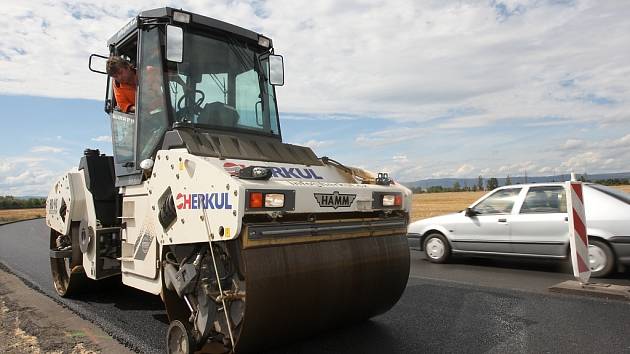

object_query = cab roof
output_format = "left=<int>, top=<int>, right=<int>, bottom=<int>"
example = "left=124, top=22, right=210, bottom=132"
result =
left=107, top=7, right=268, bottom=48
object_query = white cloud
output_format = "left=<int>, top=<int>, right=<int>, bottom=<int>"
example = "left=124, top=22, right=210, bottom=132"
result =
left=30, top=146, right=64, bottom=153
left=561, top=151, right=600, bottom=172
left=355, top=127, right=429, bottom=147
left=0, top=155, right=73, bottom=196
left=603, top=134, right=630, bottom=149
left=0, top=160, right=14, bottom=173
left=92, top=135, right=112, bottom=143
left=392, top=155, right=408, bottom=163
left=299, top=139, right=333, bottom=149
left=5, top=171, right=32, bottom=184
left=455, top=164, right=474, bottom=176
left=561, top=139, right=584, bottom=150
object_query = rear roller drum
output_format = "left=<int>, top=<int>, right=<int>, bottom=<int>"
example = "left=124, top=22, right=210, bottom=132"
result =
left=49, top=226, right=87, bottom=297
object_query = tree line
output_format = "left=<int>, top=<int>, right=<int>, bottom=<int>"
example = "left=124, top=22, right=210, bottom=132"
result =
left=412, top=176, right=630, bottom=194
left=0, top=196, right=47, bottom=210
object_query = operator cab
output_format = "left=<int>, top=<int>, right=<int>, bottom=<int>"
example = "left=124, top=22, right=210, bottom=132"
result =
left=90, top=8, right=285, bottom=187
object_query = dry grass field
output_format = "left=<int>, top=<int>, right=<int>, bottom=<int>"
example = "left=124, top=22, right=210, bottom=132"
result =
left=411, top=191, right=485, bottom=221
left=0, top=208, right=45, bottom=225
left=617, top=185, right=630, bottom=194
left=411, top=184, right=630, bottom=222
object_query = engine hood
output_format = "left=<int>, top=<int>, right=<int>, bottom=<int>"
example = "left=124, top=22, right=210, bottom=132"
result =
left=408, top=212, right=462, bottom=233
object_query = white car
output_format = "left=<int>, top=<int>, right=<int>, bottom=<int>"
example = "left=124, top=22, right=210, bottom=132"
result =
left=407, top=183, right=630, bottom=277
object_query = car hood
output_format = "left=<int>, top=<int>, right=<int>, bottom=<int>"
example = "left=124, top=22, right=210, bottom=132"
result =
left=408, top=211, right=462, bottom=233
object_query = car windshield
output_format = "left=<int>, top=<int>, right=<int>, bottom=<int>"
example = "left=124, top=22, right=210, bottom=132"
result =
left=167, top=30, right=280, bottom=137
left=589, top=184, right=630, bottom=205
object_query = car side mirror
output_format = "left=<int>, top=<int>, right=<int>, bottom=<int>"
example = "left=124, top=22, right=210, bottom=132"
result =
left=465, top=208, right=476, bottom=217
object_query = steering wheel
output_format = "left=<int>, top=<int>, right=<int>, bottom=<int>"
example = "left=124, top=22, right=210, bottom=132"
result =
left=176, top=89, right=205, bottom=120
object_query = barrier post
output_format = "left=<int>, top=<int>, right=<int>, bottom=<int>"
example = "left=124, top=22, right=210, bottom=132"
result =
left=566, top=181, right=590, bottom=284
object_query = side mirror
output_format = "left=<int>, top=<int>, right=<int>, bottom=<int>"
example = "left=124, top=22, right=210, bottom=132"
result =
left=166, top=25, right=183, bottom=63
left=89, top=54, right=109, bottom=75
left=268, top=54, right=284, bottom=86
left=465, top=208, right=476, bottom=217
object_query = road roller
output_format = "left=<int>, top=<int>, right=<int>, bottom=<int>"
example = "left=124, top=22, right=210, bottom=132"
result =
left=45, top=7, right=411, bottom=353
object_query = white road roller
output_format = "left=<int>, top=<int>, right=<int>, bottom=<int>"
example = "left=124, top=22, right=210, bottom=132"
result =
left=46, top=8, right=411, bottom=353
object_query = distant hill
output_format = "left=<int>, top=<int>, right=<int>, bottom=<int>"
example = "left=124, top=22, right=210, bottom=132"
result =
left=401, top=172, right=630, bottom=190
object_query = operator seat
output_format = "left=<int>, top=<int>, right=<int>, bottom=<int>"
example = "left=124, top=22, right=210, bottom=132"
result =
left=197, top=102, right=239, bottom=127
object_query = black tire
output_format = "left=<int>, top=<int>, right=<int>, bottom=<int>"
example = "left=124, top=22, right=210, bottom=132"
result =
left=588, top=239, right=615, bottom=278
left=166, top=320, right=197, bottom=354
left=423, top=233, right=451, bottom=263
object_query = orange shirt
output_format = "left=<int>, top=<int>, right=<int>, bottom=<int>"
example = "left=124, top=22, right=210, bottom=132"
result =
left=113, top=81, right=136, bottom=113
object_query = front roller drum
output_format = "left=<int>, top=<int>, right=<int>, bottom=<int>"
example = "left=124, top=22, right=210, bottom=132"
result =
left=235, top=233, right=410, bottom=352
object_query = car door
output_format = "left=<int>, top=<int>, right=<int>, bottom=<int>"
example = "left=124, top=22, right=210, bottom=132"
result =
left=450, top=187, right=522, bottom=254
left=510, top=185, right=568, bottom=257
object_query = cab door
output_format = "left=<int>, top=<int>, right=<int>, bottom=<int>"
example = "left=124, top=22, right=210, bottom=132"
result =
left=451, top=188, right=522, bottom=254
left=107, top=30, right=144, bottom=187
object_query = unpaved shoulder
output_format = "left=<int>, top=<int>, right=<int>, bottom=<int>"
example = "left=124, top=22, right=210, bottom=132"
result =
left=0, top=267, right=134, bottom=354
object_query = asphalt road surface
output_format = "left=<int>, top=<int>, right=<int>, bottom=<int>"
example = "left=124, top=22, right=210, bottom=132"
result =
left=2, top=219, right=630, bottom=353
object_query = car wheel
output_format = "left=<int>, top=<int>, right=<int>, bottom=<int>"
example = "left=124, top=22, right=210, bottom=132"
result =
left=423, top=233, right=450, bottom=263
left=588, top=239, right=615, bottom=278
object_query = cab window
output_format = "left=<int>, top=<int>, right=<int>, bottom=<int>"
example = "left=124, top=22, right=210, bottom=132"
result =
left=111, top=112, right=134, bottom=163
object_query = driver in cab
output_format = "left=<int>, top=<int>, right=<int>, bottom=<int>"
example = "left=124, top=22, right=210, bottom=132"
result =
left=106, top=56, right=137, bottom=113
left=107, top=55, right=173, bottom=115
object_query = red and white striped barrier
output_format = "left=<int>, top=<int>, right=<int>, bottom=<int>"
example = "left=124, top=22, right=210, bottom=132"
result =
left=566, top=181, right=590, bottom=284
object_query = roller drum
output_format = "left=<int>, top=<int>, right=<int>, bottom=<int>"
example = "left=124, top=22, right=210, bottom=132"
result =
left=235, top=233, right=410, bottom=352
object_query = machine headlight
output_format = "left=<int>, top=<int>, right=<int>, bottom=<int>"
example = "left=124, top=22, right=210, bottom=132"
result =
left=246, top=190, right=295, bottom=211
left=239, top=166, right=272, bottom=180
left=373, top=192, right=403, bottom=208
left=264, top=194, right=285, bottom=208
left=173, top=11, right=191, bottom=23
left=382, top=195, right=396, bottom=206
left=258, top=35, right=271, bottom=48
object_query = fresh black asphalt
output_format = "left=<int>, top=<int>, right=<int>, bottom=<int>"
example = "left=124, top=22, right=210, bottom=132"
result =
left=1, top=219, right=630, bottom=353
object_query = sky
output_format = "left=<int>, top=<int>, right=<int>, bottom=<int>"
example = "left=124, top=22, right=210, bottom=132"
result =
left=0, top=0, right=629, bottom=196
